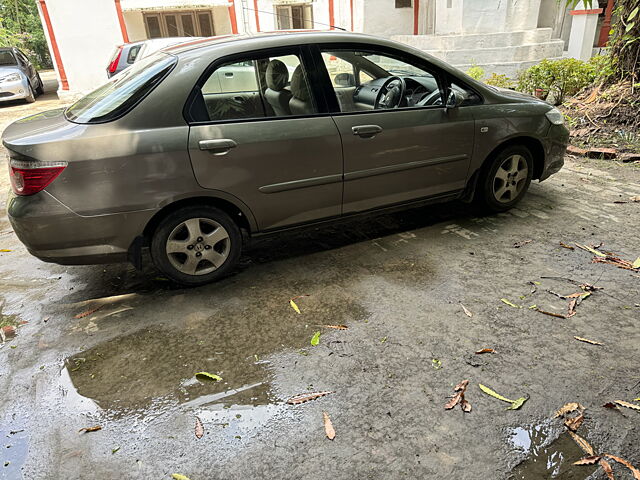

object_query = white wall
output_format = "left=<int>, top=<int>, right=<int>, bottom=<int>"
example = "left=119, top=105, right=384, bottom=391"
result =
left=359, top=0, right=413, bottom=37
left=44, top=0, right=125, bottom=95
left=124, top=10, right=146, bottom=42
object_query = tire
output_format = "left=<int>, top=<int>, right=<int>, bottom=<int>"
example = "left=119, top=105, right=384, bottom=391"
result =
left=150, top=206, right=242, bottom=286
left=24, top=84, right=36, bottom=103
left=475, top=145, right=534, bottom=213
left=35, top=74, right=44, bottom=95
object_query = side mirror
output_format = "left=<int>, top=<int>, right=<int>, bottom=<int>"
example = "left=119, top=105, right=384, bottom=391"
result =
left=446, top=87, right=464, bottom=108
left=335, top=72, right=356, bottom=87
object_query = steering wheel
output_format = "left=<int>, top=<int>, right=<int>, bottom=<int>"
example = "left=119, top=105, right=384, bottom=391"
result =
left=374, top=76, right=406, bottom=109
left=420, top=90, right=444, bottom=106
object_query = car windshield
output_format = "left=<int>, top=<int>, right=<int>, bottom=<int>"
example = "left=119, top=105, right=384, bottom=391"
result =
left=65, top=53, right=176, bottom=124
left=0, top=51, right=17, bottom=66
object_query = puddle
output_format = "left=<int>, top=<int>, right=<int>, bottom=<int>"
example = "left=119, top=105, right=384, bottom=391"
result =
left=509, top=422, right=598, bottom=479
left=0, top=418, right=28, bottom=480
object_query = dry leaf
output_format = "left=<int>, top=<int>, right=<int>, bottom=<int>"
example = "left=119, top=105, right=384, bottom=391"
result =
left=600, top=459, right=615, bottom=480
left=73, top=306, right=102, bottom=319
left=287, top=390, right=334, bottom=405
left=78, top=425, right=102, bottom=433
left=575, top=243, right=607, bottom=257
left=322, top=325, right=348, bottom=330
left=574, top=336, right=603, bottom=345
left=501, top=298, right=521, bottom=308
left=461, top=399, right=472, bottom=412
left=445, top=380, right=470, bottom=412
left=461, top=304, right=473, bottom=317
left=289, top=295, right=310, bottom=314
left=171, top=475, right=192, bottom=480
left=568, top=431, right=595, bottom=456
left=195, top=416, right=204, bottom=439
left=0, top=249, right=11, bottom=252
left=454, top=380, right=469, bottom=391
left=555, top=402, right=585, bottom=418
left=574, top=456, right=601, bottom=465
left=559, top=242, right=575, bottom=250
left=445, top=391, right=463, bottom=410
left=323, top=412, right=336, bottom=440
left=631, top=195, right=640, bottom=202
left=605, top=454, right=640, bottom=479
left=534, top=308, right=568, bottom=319
left=603, top=402, right=621, bottom=411
left=614, top=400, right=640, bottom=411
left=475, top=348, right=496, bottom=354
left=564, top=414, right=585, bottom=431
left=567, top=298, right=578, bottom=317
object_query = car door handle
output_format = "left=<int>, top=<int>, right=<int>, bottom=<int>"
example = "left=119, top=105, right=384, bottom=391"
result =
left=198, top=139, right=238, bottom=155
left=352, top=125, right=382, bottom=138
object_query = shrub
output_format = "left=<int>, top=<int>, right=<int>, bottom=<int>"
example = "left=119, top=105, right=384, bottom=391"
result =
left=465, top=64, right=485, bottom=81
left=587, top=54, right=615, bottom=83
left=485, top=73, right=514, bottom=89
left=517, top=58, right=596, bottom=104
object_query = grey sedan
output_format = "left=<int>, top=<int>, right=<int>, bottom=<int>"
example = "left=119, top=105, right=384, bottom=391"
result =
left=0, top=47, right=44, bottom=103
left=3, top=32, right=568, bottom=285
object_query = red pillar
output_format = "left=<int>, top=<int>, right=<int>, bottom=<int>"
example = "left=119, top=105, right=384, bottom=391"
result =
left=114, top=0, right=129, bottom=43
left=253, top=0, right=260, bottom=31
left=38, top=0, right=69, bottom=90
left=350, top=0, right=354, bottom=31
left=329, top=0, right=335, bottom=29
left=228, top=0, right=239, bottom=34
left=597, top=0, right=615, bottom=47
left=413, top=0, right=420, bottom=35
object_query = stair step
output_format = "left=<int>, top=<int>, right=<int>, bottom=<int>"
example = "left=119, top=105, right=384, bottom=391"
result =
left=425, top=40, right=565, bottom=65
left=393, top=28, right=554, bottom=50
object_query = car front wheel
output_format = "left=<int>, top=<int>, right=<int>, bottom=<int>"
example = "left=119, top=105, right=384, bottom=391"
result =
left=476, top=145, right=533, bottom=212
left=24, top=84, right=35, bottom=103
left=150, top=206, right=241, bottom=286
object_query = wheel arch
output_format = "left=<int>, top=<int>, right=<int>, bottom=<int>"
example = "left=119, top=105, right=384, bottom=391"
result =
left=481, top=135, right=545, bottom=180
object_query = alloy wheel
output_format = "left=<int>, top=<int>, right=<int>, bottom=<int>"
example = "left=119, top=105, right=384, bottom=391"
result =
left=493, top=154, right=528, bottom=203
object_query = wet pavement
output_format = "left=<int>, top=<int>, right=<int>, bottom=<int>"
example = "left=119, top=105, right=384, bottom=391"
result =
left=1, top=96, right=640, bottom=479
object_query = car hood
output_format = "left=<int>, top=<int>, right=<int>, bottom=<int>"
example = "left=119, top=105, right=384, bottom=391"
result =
left=0, top=66, right=22, bottom=77
left=2, top=108, right=84, bottom=158
left=491, top=86, right=549, bottom=105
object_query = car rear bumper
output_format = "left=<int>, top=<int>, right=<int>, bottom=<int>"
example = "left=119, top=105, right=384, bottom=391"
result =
left=0, top=78, right=30, bottom=102
left=539, top=124, right=569, bottom=181
left=7, top=190, right=155, bottom=265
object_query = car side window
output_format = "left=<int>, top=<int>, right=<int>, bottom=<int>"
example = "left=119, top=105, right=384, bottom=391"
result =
left=320, top=49, right=442, bottom=113
left=195, top=53, right=317, bottom=122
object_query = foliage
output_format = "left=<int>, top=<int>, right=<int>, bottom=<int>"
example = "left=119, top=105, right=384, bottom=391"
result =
left=465, top=64, right=485, bottom=81
left=485, top=73, right=514, bottom=89
left=0, top=0, right=51, bottom=68
left=609, top=1, right=640, bottom=83
left=516, top=58, right=597, bottom=104
left=587, top=54, right=616, bottom=83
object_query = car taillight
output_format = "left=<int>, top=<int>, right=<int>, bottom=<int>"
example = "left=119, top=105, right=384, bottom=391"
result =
left=9, top=159, right=67, bottom=196
left=108, top=47, right=123, bottom=74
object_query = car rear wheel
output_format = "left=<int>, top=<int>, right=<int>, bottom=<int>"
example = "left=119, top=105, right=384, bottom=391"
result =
left=24, top=84, right=35, bottom=103
left=475, top=145, right=533, bottom=212
left=150, top=206, right=241, bottom=286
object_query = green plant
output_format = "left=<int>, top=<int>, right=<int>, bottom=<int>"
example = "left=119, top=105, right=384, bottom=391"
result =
left=465, top=64, right=485, bottom=81
left=485, top=73, right=514, bottom=89
left=517, top=58, right=596, bottom=104
left=587, top=54, right=615, bottom=83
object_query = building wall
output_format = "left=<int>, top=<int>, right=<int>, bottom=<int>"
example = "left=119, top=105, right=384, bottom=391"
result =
left=356, top=0, right=413, bottom=37
left=436, top=0, right=542, bottom=34
left=124, top=10, right=146, bottom=41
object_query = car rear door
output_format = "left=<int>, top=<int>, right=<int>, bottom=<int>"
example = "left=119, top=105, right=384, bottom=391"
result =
left=186, top=47, right=343, bottom=231
left=316, top=45, right=475, bottom=214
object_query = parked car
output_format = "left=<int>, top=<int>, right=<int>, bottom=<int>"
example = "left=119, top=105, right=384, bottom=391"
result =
left=0, top=47, right=44, bottom=104
left=4, top=32, right=568, bottom=285
left=107, top=37, right=200, bottom=77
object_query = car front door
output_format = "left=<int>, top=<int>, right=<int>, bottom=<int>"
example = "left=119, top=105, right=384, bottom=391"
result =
left=186, top=47, right=343, bottom=231
left=316, top=45, right=476, bottom=214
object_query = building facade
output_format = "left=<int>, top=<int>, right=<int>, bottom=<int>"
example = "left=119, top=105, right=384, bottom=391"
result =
left=36, top=0, right=614, bottom=97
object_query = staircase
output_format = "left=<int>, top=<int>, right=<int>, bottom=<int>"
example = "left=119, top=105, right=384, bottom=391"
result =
left=393, top=28, right=565, bottom=79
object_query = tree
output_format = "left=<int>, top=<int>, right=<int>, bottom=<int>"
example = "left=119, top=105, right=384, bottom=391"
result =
left=0, top=0, right=51, bottom=68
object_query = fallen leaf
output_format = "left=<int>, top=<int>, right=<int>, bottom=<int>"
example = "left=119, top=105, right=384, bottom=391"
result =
left=445, top=380, right=470, bottom=412
left=564, top=414, right=585, bottom=431
left=478, top=384, right=514, bottom=403
left=310, top=331, right=321, bottom=346
left=195, top=416, right=204, bottom=439
left=475, top=348, right=496, bottom=354
left=507, top=397, right=528, bottom=410
left=633, top=257, right=640, bottom=269
left=287, top=391, right=334, bottom=405
left=600, top=459, right=615, bottom=480
left=322, top=325, right=348, bottom=330
left=614, top=400, right=640, bottom=411
left=171, top=475, right=192, bottom=480
left=574, top=336, right=603, bottom=345
left=555, top=402, right=585, bottom=417
left=461, top=304, right=473, bottom=317
left=461, top=399, right=472, bottom=412
left=568, top=431, right=595, bottom=456
left=73, top=306, right=102, bottom=319
left=1, top=325, right=16, bottom=339
left=195, top=372, right=222, bottom=382
left=501, top=298, right=521, bottom=308
left=0, top=249, right=11, bottom=252
left=602, top=402, right=621, bottom=411
left=605, top=454, right=640, bottom=479
left=444, top=392, right=463, bottom=409
left=575, top=243, right=607, bottom=257
left=289, top=294, right=310, bottom=314
left=323, top=412, right=336, bottom=440
left=78, top=425, right=102, bottom=433
left=432, top=359, right=442, bottom=369
left=534, top=308, right=568, bottom=319
left=574, top=456, right=601, bottom=465
left=567, top=298, right=578, bottom=317
left=631, top=195, right=640, bottom=202
left=111, top=446, right=120, bottom=454
left=559, top=242, right=575, bottom=250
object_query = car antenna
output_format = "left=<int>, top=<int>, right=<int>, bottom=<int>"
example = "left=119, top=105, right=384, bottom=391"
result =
left=241, top=5, right=348, bottom=31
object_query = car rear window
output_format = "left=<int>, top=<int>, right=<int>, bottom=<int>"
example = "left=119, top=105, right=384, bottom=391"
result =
left=65, top=54, right=176, bottom=124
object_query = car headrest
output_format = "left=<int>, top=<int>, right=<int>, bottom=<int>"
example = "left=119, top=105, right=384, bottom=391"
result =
left=290, top=66, right=310, bottom=101
left=266, top=59, right=289, bottom=91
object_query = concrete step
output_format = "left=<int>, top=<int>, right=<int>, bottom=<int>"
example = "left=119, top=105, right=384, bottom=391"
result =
left=393, top=28, right=554, bottom=51
left=425, top=39, right=565, bottom=65
left=453, top=57, right=565, bottom=79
